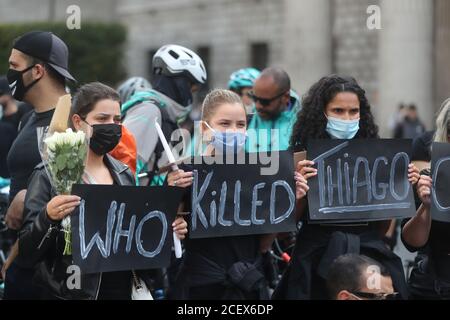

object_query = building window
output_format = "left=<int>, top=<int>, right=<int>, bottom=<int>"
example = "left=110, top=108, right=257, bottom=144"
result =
left=251, top=43, right=269, bottom=70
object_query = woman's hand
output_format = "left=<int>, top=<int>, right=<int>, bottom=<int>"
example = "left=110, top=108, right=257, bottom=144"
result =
left=417, top=175, right=432, bottom=207
left=46, top=195, right=81, bottom=221
left=408, top=163, right=420, bottom=185
left=295, top=172, right=309, bottom=200
left=172, top=216, right=188, bottom=240
left=297, top=160, right=317, bottom=180
left=167, top=169, right=194, bottom=188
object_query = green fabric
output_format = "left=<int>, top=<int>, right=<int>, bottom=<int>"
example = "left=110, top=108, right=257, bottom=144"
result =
left=121, top=90, right=166, bottom=117
left=122, top=90, right=170, bottom=186
left=149, top=174, right=167, bottom=186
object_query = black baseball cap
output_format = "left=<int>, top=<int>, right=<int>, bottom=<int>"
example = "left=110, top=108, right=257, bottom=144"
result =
left=13, top=31, right=76, bottom=82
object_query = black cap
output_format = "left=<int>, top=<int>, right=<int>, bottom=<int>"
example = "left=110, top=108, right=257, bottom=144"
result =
left=0, top=76, right=11, bottom=95
left=13, top=31, right=76, bottom=82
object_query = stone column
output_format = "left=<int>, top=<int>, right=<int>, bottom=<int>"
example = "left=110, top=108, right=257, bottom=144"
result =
left=378, top=0, right=434, bottom=137
left=282, top=0, right=332, bottom=95
left=434, top=0, right=450, bottom=111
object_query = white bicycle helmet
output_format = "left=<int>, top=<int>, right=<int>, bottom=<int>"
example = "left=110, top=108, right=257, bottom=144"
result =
left=152, top=44, right=207, bottom=85
left=117, top=76, right=152, bottom=104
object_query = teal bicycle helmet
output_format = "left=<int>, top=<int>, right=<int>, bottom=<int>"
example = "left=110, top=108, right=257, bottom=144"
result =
left=228, top=67, right=260, bottom=90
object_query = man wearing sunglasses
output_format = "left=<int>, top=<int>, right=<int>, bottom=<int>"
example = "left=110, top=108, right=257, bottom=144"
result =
left=327, top=254, right=399, bottom=300
left=246, top=67, right=301, bottom=152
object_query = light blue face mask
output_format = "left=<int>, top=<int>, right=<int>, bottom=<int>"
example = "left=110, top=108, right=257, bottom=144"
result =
left=204, top=122, right=247, bottom=154
left=326, top=116, right=360, bottom=139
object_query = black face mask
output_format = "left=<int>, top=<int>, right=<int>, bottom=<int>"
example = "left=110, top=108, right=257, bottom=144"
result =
left=152, top=74, right=193, bottom=107
left=84, top=121, right=122, bottom=155
left=6, top=65, right=40, bottom=101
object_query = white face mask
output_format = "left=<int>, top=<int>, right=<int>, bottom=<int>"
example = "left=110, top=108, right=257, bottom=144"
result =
left=0, top=103, right=4, bottom=120
left=325, top=115, right=360, bottom=139
left=203, top=121, right=247, bottom=154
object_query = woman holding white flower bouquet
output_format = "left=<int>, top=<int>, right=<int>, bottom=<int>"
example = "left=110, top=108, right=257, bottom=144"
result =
left=17, top=82, right=188, bottom=300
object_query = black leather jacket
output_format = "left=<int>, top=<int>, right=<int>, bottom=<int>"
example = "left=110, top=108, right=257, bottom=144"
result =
left=17, top=155, right=151, bottom=300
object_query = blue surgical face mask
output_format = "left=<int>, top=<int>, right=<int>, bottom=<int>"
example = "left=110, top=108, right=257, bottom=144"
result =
left=325, top=116, right=360, bottom=139
left=204, top=121, right=247, bottom=154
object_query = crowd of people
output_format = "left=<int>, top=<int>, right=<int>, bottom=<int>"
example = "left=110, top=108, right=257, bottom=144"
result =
left=0, top=30, right=449, bottom=301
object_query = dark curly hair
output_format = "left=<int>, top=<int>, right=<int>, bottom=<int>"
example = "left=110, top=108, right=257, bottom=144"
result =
left=290, top=75, right=379, bottom=151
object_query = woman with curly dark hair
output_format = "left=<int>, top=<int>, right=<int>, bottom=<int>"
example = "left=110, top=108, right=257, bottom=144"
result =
left=272, top=75, right=419, bottom=300
left=289, top=75, right=379, bottom=151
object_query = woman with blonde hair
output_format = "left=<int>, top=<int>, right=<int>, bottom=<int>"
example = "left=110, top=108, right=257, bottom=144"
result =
left=401, top=98, right=450, bottom=299
left=167, top=88, right=307, bottom=299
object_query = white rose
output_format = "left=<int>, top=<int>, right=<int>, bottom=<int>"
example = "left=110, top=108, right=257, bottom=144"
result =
left=76, top=131, right=85, bottom=145
left=45, top=132, right=61, bottom=151
left=44, top=135, right=55, bottom=150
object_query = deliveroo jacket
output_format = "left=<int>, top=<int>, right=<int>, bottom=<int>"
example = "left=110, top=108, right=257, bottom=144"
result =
left=246, top=89, right=301, bottom=153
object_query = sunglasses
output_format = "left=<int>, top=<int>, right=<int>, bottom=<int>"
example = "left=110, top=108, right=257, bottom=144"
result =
left=351, top=291, right=400, bottom=300
left=247, top=91, right=286, bottom=107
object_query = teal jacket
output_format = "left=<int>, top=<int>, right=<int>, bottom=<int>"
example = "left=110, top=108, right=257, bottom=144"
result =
left=121, top=89, right=189, bottom=186
left=246, top=89, right=301, bottom=152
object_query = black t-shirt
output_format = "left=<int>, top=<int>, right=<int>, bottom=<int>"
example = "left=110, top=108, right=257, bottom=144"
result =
left=7, top=108, right=54, bottom=203
left=0, top=121, right=17, bottom=178
left=185, top=235, right=261, bottom=271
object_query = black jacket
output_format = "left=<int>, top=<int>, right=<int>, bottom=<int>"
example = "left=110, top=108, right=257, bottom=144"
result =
left=272, top=223, right=409, bottom=300
left=17, top=155, right=149, bottom=300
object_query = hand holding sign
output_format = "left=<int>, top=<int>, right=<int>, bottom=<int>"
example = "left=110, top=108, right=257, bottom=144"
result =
left=167, top=169, right=194, bottom=188
left=46, top=195, right=81, bottom=221
left=408, top=164, right=420, bottom=185
left=71, top=184, right=184, bottom=274
left=172, top=216, right=188, bottom=240
left=417, top=175, right=432, bottom=207
left=190, top=151, right=297, bottom=238
left=294, top=172, right=309, bottom=200
left=297, top=160, right=317, bottom=180
left=306, top=139, right=416, bottom=222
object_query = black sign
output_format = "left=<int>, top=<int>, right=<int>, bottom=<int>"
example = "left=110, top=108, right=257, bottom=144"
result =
left=189, top=151, right=297, bottom=238
left=71, top=184, right=184, bottom=274
left=307, top=139, right=415, bottom=222
left=431, top=142, right=450, bottom=222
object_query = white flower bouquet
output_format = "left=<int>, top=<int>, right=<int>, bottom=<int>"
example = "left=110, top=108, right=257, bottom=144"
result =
left=38, top=127, right=89, bottom=255
left=43, top=128, right=88, bottom=195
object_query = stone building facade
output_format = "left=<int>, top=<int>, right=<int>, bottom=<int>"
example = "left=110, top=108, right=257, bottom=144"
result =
left=1, top=0, right=449, bottom=136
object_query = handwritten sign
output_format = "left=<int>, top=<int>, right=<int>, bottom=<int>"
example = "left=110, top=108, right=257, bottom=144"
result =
left=71, top=184, right=184, bottom=274
left=431, top=142, right=450, bottom=222
left=189, top=151, right=297, bottom=238
left=307, top=139, right=415, bottom=222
